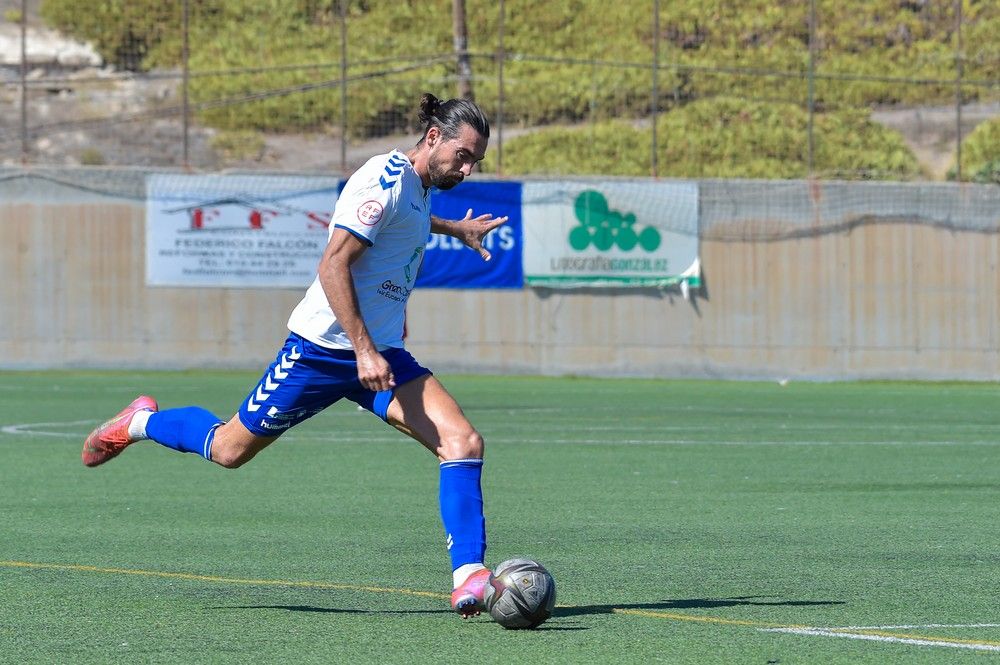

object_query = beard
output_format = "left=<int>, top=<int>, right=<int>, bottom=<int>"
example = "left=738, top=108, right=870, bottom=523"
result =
left=428, top=158, right=464, bottom=190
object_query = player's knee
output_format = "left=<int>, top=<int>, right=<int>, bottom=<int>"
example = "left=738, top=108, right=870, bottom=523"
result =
left=213, top=450, right=246, bottom=468
left=211, top=442, right=253, bottom=469
left=439, top=428, right=484, bottom=461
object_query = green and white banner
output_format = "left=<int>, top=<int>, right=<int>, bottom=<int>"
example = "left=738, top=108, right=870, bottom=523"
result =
left=522, top=181, right=699, bottom=289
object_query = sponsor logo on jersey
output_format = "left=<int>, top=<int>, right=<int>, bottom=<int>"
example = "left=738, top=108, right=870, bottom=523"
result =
left=403, top=245, right=424, bottom=284
left=377, top=279, right=412, bottom=302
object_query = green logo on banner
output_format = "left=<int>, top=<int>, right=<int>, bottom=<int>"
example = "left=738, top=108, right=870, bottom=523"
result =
left=570, top=190, right=661, bottom=252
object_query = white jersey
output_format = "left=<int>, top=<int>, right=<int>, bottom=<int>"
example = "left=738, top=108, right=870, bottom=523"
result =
left=287, top=150, right=430, bottom=350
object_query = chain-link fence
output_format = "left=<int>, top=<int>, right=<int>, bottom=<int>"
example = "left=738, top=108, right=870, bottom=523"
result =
left=1, top=0, right=997, bottom=180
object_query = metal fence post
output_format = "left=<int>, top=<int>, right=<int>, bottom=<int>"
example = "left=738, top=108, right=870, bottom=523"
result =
left=340, top=0, right=348, bottom=175
left=20, top=0, right=27, bottom=164
left=182, top=0, right=190, bottom=169
left=496, top=0, right=505, bottom=177
left=807, top=0, right=816, bottom=177
left=651, top=0, right=659, bottom=178
left=954, top=0, right=963, bottom=182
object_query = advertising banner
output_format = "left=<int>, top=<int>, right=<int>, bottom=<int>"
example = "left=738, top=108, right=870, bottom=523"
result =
left=418, top=180, right=523, bottom=289
left=522, top=181, right=700, bottom=289
left=146, top=174, right=338, bottom=288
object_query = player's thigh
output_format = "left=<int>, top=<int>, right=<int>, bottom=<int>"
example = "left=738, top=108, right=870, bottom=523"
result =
left=385, top=374, right=483, bottom=460
left=222, top=332, right=357, bottom=466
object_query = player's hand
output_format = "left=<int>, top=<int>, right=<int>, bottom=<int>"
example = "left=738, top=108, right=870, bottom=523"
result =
left=456, top=208, right=509, bottom=261
left=356, top=349, right=396, bottom=393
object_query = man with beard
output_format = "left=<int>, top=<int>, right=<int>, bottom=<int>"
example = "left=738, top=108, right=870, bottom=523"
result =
left=81, top=93, right=506, bottom=619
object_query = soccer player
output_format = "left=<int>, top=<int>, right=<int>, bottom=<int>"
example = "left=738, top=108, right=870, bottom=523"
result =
left=82, top=93, right=507, bottom=619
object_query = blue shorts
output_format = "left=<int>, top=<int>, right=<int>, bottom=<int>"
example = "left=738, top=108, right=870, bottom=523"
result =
left=238, top=332, right=432, bottom=437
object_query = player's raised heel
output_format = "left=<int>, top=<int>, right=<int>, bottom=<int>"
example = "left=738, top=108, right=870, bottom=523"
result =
left=450, top=568, right=493, bottom=619
left=81, top=395, right=158, bottom=467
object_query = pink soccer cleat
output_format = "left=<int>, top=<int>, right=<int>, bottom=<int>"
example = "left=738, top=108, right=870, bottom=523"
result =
left=450, top=568, right=494, bottom=619
left=81, top=395, right=158, bottom=467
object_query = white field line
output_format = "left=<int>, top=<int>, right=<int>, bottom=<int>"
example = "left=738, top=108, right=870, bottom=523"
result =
left=835, top=623, right=1000, bottom=630
left=615, top=609, right=1000, bottom=653
left=490, top=439, right=1000, bottom=446
left=3, top=419, right=1000, bottom=448
left=506, top=423, right=996, bottom=432
left=762, top=626, right=1000, bottom=652
left=34, top=418, right=995, bottom=436
left=1, top=420, right=97, bottom=437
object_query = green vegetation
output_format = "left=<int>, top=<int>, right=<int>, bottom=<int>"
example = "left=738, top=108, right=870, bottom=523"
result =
left=38, top=0, right=999, bottom=179
left=950, top=116, right=1000, bottom=184
left=209, top=129, right=266, bottom=162
left=40, top=0, right=183, bottom=70
left=492, top=99, right=923, bottom=179
left=4, top=372, right=1000, bottom=662
left=78, top=147, right=106, bottom=166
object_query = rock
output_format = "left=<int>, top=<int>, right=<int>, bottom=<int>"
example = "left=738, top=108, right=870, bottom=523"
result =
left=0, top=24, right=101, bottom=67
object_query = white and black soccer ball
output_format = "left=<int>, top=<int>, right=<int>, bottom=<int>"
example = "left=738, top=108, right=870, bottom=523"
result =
left=485, top=558, right=556, bottom=629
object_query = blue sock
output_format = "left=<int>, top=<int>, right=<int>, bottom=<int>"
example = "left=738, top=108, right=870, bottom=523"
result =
left=145, top=407, right=223, bottom=461
left=439, top=459, right=486, bottom=570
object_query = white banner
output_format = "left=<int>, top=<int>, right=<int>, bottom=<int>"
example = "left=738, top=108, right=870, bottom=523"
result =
left=145, top=174, right=338, bottom=288
left=523, top=181, right=699, bottom=288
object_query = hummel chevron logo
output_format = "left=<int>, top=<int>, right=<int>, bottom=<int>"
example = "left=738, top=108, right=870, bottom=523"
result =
left=380, top=156, right=407, bottom=190
left=247, top=346, right=300, bottom=412
left=272, top=356, right=291, bottom=379
left=272, top=346, right=301, bottom=379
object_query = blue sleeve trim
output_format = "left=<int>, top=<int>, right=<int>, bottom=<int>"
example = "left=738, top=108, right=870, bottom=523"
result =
left=334, top=224, right=374, bottom=247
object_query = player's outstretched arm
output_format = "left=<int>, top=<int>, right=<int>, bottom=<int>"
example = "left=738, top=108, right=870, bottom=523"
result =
left=431, top=209, right=508, bottom=261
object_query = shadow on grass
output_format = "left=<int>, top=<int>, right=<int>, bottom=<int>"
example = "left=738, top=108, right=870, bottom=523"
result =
left=557, top=596, right=845, bottom=618
left=212, top=604, right=591, bottom=630
left=213, top=595, right=842, bottom=626
left=213, top=605, right=451, bottom=615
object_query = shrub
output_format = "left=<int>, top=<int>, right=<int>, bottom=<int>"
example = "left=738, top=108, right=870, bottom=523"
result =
left=948, top=116, right=1000, bottom=183
left=39, top=0, right=1000, bottom=132
left=495, top=99, right=922, bottom=180
left=79, top=147, right=106, bottom=166
left=209, top=130, right=266, bottom=162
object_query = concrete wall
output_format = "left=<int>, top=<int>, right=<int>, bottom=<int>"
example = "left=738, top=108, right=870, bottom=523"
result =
left=2, top=169, right=998, bottom=380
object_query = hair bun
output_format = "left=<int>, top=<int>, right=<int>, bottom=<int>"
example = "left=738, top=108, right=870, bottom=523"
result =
left=418, top=92, right=442, bottom=124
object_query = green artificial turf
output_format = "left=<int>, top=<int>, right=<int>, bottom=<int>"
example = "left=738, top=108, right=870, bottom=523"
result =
left=2, top=372, right=999, bottom=663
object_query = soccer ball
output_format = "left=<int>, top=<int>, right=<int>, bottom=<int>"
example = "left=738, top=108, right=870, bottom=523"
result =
left=485, top=558, right=556, bottom=629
